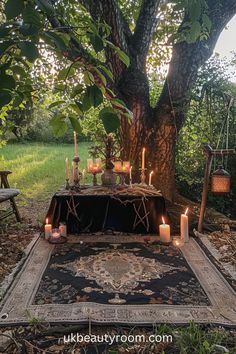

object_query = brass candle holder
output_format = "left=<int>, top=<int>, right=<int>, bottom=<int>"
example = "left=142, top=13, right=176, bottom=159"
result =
left=65, top=178, right=70, bottom=190
left=140, top=168, right=147, bottom=185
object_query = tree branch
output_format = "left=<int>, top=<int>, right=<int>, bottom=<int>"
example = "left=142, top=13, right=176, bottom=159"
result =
left=131, top=0, right=162, bottom=68
left=154, top=0, right=236, bottom=129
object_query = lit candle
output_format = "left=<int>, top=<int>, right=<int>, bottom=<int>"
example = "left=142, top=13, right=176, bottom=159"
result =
left=141, top=148, right=145, bottom=170
left=123, top=161, right=130, bottom=172
left=71, top=161, right=75, bottom=183
left=74, top=131, right=78, bottom=156
left=149, top=170, right=154, bottom=185
left=181, top=208, right=189, bottom=242
left=159, top=217, right=171, bottom=243
left=45, top=218, right=52, bottom=240
left=65, top=158, right=69, bottom=179
left=114, top=161, right=122, bottom=172
left=129, top=166, right=133, bottom=185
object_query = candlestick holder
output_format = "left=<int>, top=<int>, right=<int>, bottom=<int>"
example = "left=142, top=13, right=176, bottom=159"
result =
left=65, top=178, right=70, bottom=190
left=115, top=171, right=128, bottom=186
left=73, top=155, right=80, bottom=186
left=140, top=168, right=147, bottom=185
left=92, top=172, right=98, bottom=186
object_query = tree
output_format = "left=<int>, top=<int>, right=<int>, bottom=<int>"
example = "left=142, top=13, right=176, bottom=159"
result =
left=1, top=0, right=236, bottom=200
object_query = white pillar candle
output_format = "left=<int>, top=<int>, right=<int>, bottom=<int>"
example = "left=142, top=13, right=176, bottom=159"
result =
left=74, top=131, right=78, bottom=156
left=65, top=158, right=69, bottom=179
left=181, top=208, right=189, bottom=242
left=159, top=217, right=171, bottom=243
left=71, top=161, right=74, bottom=183
left=141, top=148, right=145, bottom=170
left=149, top=170, right=154, bottom=185
left=45, top=218, right=52, bottom=240
left=129, top=166, right=133, bottom=185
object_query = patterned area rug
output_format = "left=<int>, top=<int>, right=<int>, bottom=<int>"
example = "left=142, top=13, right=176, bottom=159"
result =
left=34, top=242, right=209, bottom=306
left=0, top=236, right=235, bottom=325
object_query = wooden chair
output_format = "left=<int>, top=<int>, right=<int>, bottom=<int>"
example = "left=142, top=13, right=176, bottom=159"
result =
left=0, top=171, right=21, bottom=222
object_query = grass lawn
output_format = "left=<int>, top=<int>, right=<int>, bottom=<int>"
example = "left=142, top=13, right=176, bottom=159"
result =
left=0, top=142, right=91, bottom=202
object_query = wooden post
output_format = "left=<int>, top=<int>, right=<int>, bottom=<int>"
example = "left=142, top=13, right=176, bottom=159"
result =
left=198, top=145, right=213, bottom=233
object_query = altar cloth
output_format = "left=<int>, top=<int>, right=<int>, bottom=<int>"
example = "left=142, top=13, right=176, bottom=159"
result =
left=46, top=185, right=166, bottom=234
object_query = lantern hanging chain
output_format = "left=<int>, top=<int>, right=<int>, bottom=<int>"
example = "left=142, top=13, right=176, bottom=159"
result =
left=213, top=95, right=234, bottom=170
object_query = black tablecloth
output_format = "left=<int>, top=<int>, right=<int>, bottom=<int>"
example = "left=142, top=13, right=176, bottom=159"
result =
left=47, top=187, right=166, bottom=234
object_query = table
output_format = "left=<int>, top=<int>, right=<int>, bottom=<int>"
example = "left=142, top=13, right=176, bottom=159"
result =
left=46, top=185, right=166, bottom=234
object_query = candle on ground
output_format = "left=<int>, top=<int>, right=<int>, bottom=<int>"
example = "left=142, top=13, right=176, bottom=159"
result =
left=159, top=216, right=171, bottom=243
left=181, top=208, right=189, bottom=242
left=74, top=131, right=78, bottom=156
left=45, top=218, right=52, bottom=240
left=141, top=148, right=146, bottom=170
left=65, top=158, right=69, bottom=179
left=149, top=170, right=154, bottom=185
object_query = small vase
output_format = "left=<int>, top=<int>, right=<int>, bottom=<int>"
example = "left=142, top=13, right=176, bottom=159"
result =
left=101, top=169, right=117, bottom=186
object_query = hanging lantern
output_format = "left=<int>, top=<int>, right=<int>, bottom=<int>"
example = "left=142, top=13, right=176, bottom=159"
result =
left=211, top=165, right=231, bottom=193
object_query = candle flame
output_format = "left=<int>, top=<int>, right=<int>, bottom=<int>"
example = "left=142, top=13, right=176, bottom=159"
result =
left=46, top=218, right=48, bottom=224
left=162, top=216, right=165, bottom=224
left=142, top=147, right=145, bottom=153
left=150, top=170, right=154, bottom=176
left=185, top=208, right=189, bottom=216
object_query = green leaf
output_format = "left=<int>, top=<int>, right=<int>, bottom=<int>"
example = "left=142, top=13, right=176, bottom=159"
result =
left=36, top=0, right=54, bottom=15
left=187, top=21, right=202, bottom=43
left=19, top=41, right=39, bottom=62
left=82, top=92, right=92, bottom=111
left=5, top=0, right=24, bottom=20
left=69, top=116, right=82, bottom=134
left=12, top=65, right=26, bottom=78
left=50, top=115, right=67, bottom=137
left=22, top=4, right=41, bottom=28
left=99, top=107, right=120, bottom=133
left=89, top=33, right=104, bottom=53
left=0, top=41, right=13, bottom=56
left=202, top=14, right=212, bottom=32
left=115, top=47, right=130, bottom=67
left=188, top=1, right=201, bottom=21
left=0, top=74, right=16, bottom=90
left=0, top=91, right=12, bottom=108
left=12, top=92, right=24, bottom=107
left=84, top=71, right=95, bottom=85
left=93, top=68, right=107, bottom=86
left=71, top=84, right=83, bottom=98
left=0, top=25, right=11, bottom=38
left=98, top=65, right=114, bottom=81
left=69, top=103, right=83, bottom=115
left=57, top=66, right=75, bottom=81
left=87, top=85, right=103, bottom=108
left=48, top=100, right=65, bottom=109
left=44, top=32, right=68, bottom=51
left=19, top=24, right=40, bottom=37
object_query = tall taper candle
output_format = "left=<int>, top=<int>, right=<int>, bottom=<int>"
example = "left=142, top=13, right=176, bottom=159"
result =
left=181, top=208, right=189, bottom=242
left=129, top=166, right=133, bottom=185
left=141, top=148, right=145, bottom=169
left=74, top=131, right=78, bottom=156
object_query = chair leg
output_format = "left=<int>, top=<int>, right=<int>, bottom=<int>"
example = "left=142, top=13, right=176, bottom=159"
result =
left=10, top=197, right=21, bottom=222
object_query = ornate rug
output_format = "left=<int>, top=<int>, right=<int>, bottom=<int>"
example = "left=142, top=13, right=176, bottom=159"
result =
left=0, top=236, right=235, bottom=326
left=33, top=242, right=209, bottom=306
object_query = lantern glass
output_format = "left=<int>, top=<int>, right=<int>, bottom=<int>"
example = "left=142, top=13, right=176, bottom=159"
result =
left=211, top=166, right=231, bottom=194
